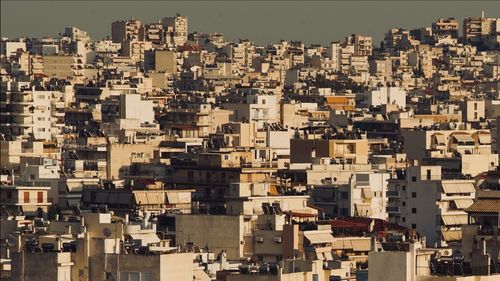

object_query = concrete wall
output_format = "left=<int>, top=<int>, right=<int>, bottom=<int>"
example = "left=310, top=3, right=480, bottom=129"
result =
left=175, top=214, right=244, bottom=260
left=12, top=251, right=71, bottom=281
left=368, top=251, right=410, bottom=281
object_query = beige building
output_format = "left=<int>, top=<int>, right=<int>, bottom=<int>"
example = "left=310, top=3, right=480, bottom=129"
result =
left=11, top=251, right=73, bottom=281
left=42, top=55, right=83, bottom=79
left=290, top=137, right=369, bottom=164
left=107, top=142, right=158, bottom=180
left=0, top=183, right=51, bottom=217
left=111, top=19, right=144, bottom=43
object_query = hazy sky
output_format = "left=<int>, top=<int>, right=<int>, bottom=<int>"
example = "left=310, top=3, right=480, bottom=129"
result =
left=1, top=1, right=498, bottom=45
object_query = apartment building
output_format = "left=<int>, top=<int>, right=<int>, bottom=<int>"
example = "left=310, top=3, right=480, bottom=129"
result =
left=387, top=166, right=475, bottom=247
left=223, top=93, right=279, bottom=129
left=111, top=19, right=144, bottom=43
left=311, top=172, right=390, bottom=220
left=403, top=129, right=497, bottom=177
left=345, top=34, right=373, bottom=57
left=161, top=15, right=188, bottom=47
left=42, top=55, right=84, bottom=79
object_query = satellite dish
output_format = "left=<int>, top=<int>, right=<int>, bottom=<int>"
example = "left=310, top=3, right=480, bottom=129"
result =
left=103, top=227, right=112, bottom=238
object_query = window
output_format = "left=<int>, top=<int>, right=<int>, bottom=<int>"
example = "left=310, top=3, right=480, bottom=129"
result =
left=426, top=170, right=431, bottom=180
left=119, top=272, right=152, bottom=281
left=402, top=185, right=406, bottom=191
left=37, top=192, right=43, bottom=203
left=341, top=192, right=349, bottom=200
left=402, top=201, right=406, bottom=206
left=412, top=208, right=417, bottom=214
left=412, top=192, right=417, bottom=198
left=24, top=192, right=30, bottom=203
left=412, top=176, right=417, bottom=182
left=411, top=223, right=417, bottom=229
left=6, top=191, right=12, bottom=199
left=474, top=112, right=478, bottom=120
left=474, top=102, right=478, bottom=110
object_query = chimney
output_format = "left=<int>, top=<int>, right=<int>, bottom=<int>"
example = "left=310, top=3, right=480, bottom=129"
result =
left=481, top=10, right=485, bottom=18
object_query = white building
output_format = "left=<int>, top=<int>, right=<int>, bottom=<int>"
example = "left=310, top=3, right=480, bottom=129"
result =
left=360, top=87, right=407, bottom=108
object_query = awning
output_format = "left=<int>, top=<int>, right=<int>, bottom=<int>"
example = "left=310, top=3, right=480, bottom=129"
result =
left=351, top=239, right=371, bottom=252
left=442, top=230, right=462, bottom=241
left=304, top=231, right=334, bottom=244
left=134, top=191, right=165, bottom=205
left=477, top=134, right=491, bottom=145
left=332, top=239, right=353, bottom=250
left=441, top=182, right=475, bottom=194
left=433, top=133, right=446, bottom=145
left=165, top=191, right=192, bottom=204
left=133, top=192, right=148, bottom=205
left=130, top=233, right=160, bottom=246
left=452, top=134, right=474, bottom=143
left=66, top=182, right=83, bottom=192
left=355, top=204, right=372, bottom=217
left=454, top=199, right=474, bottom=209
left=323, top=251, right=333, bottom=261
left=193, top=269, right=211, bottom=281
left=441, top=214, right=468, bottom=226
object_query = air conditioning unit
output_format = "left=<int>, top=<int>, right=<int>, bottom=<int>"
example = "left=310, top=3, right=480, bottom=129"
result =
left=273, top=236, right=282, bottom=243
left=255, top=236, right=264, bottom=243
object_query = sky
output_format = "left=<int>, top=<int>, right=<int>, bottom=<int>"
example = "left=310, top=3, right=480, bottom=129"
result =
left=1, top=1, right=499, bottom=45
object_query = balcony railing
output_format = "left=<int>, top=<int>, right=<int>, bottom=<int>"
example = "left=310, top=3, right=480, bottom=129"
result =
left=0, top=199, right=48, bottom=204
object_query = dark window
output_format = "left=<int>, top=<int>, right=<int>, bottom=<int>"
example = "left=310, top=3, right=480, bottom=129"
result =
left=402, top=217, right=406, bottom=222
left=412, top=208, right=417, bottom=214
left=412, top=192, right=417, bottom=198
left=411, top=223, right=417, bottom=229
left=412, top=176, right=417, bottom=182
left=402, top=185, right=406, bottom=191
left=402, top=201, right=406, bottom=206
left=6, top=191, right=12, bottom=199
left=426, top=170, right=431, bottom=180
left=342, top=192, right=349, bottom=200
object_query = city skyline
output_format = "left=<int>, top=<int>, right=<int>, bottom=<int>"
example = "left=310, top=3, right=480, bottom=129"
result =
left=1, top=1, right=498, bottom=44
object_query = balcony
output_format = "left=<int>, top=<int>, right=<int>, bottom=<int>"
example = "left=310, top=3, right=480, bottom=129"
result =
left=386, top=191, right=400, bottom=198
left=386, top=206, right=400, bottom=213
left=477, top=226, right=500, bottom=237
left=1, top=199, right=51, bottom=205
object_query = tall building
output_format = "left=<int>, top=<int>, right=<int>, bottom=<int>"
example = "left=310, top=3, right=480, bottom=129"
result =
left=463, top=12, right=500, bottom=49
left=161, top=15, right=188, bottom=47
left=346, top=34, right=373, bottom=56
left=111, top=19, right=144, bottom=43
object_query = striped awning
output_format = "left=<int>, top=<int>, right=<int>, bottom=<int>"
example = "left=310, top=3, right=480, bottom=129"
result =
left=441, top=214, right=468, bottom=226
left=133, top=191, right=165, bottom=205
left=442, top=230, right=462, bottom=241
left=441, top=182, right=475, bottom=194
left=304, top=231, right=334, bottom=244
left=454, top=199, right=474, bottom=209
